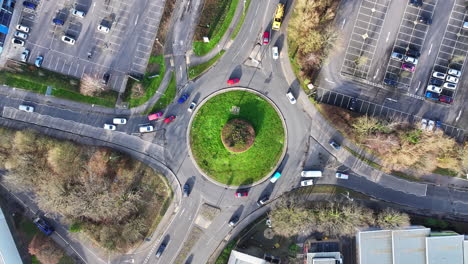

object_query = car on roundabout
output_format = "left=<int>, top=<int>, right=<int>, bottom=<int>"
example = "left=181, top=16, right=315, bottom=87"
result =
left=235, top=190, right=248, bottom=198
left=227, top=78, right=240, bottom=85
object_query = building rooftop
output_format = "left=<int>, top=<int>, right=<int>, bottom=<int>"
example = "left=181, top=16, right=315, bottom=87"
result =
left=228, top=250, right=268, bottom=264
left=307, top=252, right=342, bottom=264
left=0, top=207, right=22, bottom=264
left=426, top=234, right=464, bottom=264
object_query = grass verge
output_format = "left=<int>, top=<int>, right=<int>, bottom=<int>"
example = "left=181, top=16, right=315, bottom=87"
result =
left=230, top=0, right=251, bottom=40
left=344, top=146, right=382, bottom=170
left=145, top=72, right=177, bottom=114
left=192, top=0, right=239, bottom=56
left=190, top=90, right=285, bottom=186
left=391, top=170, right=423, bottom=182
left=433, top=167, right=459, bottom=177
left=188, top=50, right=225, bottom=79
left=292, top=184, right=370, bottom=200
left=174, top=226, right=204, bottom=264
left=215, top=239, right=238, bottom=264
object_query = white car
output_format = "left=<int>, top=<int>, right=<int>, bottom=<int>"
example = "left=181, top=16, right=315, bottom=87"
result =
left=286, top=91, right=297, bottom=104
left=335, top=172, right=349, bottom=179
left=61, top=35, right=76, bottom=45
left=426, top=85, right=442, bottom=94
left=103, top=124, right=116, bottom=130
left=443, top=82, right=456, bottom=90
left=432, top=72, right=446, bottom=80
left=272, top=46, right=279, bottom=60
left=97, top=25, right=110, bottom=33
left=16, top=24, right=30, bottom=33
left=446, top=75, right=459, bottom=84
left=19, top=104, right=34, bottom=112
left=20, top=49, right=30, bottom=62
left=427, top=120, right=435, bottom=131
left=188, top=102, right=197, bottom=112
left=112, top=118, right=127, bottom=125
left=404, top=56, right=418, bottom=65
left=14, top=31, right=28, bottom=39
left=71, top=9, right=86, bottom=18
left=139, top=125, right=154, bottom=133
left=300, top=179, right=314, bottom=187
left=420, top=119, right=427, bottom=130
left=447, top=69, right=461, bottom=77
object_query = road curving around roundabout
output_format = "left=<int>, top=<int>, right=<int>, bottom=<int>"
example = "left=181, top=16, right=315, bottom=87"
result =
left=187, top=87, right=288, bottom=188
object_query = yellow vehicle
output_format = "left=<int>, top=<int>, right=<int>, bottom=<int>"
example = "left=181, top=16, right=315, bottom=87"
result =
left=272, top=3, right=284, bottom=31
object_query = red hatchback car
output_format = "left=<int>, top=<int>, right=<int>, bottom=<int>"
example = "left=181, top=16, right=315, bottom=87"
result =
left=402, top=63, right=415, bottom=72
left=148, top=112, right=163, bottom=121
left=227, top=78, right=240, bottom=85
left=164, top=115, right=176, bottom=124
left=439, top=95, right=453, bottom=104
left=263, top=32, right=269, bottom=45
left=235, top=190, right=248, bottom=198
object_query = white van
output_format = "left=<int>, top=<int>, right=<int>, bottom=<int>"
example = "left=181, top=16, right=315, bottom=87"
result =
left=301, top=170, right=322, bottom=178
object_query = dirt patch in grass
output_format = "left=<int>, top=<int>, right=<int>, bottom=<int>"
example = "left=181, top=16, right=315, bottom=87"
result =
left=174, top=226, right=204, bottom=264
left=200, top=204, right=221, bottom=222
left=151, top=0, right=177, bottom=56
left=221, top=118, right=256, bottom=153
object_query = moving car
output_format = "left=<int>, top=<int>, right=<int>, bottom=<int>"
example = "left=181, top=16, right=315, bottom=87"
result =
left=61, top=35, right=76, bottom=45
left=155, top=243, right=166, bottom=258
left=20, top=49, right=30, bottom=62
left=426, top=85, right=442, bottom=94
left=383, top=78, right=397, bottom=86
left=404, top=56, right=418, bottom=65
left=329, top=140, right=341, bottom=150
left=257, top=195, right=269, bottom=206
left=443, top=82, right=457, bottom=90
left=22, top=1, right=37, bottom=10
left=33, top=217, right=54, bottom=236
left=263, top=31, right=269, bottom=44
left=390, top=52, right=404, bottom=61
left=235, top=190, right=248, bottom=197
left=425, top=91, right=439, bottom=100
left=401, top=63, right=415, bottom=72
left=447, top=69, right=461, bottom=77
left=349, top=98, right=357, bottom=111
left=164, top=115, right=176, bottom=124
left=286, top=91, right=296, bottom=104
left=227, top=78, right=240, bottom=85
left=430, top=78, right=444, bottom=86
left=300, top=179, right=314, bottom=186
left=71, top=9, right=86, bottom=18
left=11, top=38, right=25, bottom=46
left=14, top=31, right=28, bottom=39
left=336, top=172, right=349, bottom=179
left=420, top=119, right=427, bottom=130
left=19, top=104, right=34, bottom=112
left=16, top=24, right=30, bottom=33
left=188, top=101, right=197, bottom=112
left=34, top=55, right=43, bottom=67
left=432, top=71, right=446, bottom=79
left=178, top=94, right=189, bottom=104
left=270, top=171, right=281, bottom=183
left=139, top=125, right=154, bottom=133
left=427, top=120, right=435, bottom=131
left=409, top=0, right=423, bottom=7
left=439, top=95, right=453, bottom=104
left=97, top=25, right=110, bottom=33
left=112, top=118, right=127, bottom=125
left=272, top=46, right=279, bottom=60
left=301, top=170, right=322, bottom=177
left=229, top=215, right=239, bottom=227
left=103, top=124, right=116, bottom=130
left=418, top=16, right=432, bottom=25
left=446, top=75, right=459, bottom=84
left=183, top=183, right=190, bottom=197
left=148, top=112, right=163, bottom=120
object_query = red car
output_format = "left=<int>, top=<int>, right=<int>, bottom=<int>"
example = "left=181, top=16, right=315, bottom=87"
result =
left=235, top=190, right=248, bottom=198
left=148, top=112, right=163, bottom=121
left=439, top=95, right=453, bottom=104
left=164, top=115, right=176, bottom=124
left=263, top=32, right=269, bottom=45
left=402, top=63, right=415, bottom=72
left=227, top=78, right=240, bottom=85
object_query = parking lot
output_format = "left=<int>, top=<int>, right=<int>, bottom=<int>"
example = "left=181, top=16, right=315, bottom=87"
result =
left=5, top=0, right=164, bottom=92
left=383, top=0, right=437, bottom=90
left=340, top=0, right=391, bottom=80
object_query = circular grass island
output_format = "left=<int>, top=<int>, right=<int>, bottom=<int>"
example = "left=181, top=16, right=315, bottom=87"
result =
left=190, top=90, right=285, bottom=186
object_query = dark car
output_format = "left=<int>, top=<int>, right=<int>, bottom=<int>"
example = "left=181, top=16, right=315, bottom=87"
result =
left=183, top=183, right=190, bottom=197
left=430, top=78, right=444, bottom=86
left=329, top=140, right=341, bottom=150
left=257, top=195, right=270, bottom=206
left=418, top=16, right=432, bottom=25
left=439, top=95, right=453, bottom=104
left=229, top=215, right=239, bottom=227
left=155, top=243, right=166, bottom=258
left=406, top=49, right=421, bottom=58
left=235, top=190, right=248, bottom=198
left=102, top=73, right=110, bottom=85
left=425, top=91, right=439, bottom=100
left=33, top=217, right=54, bottom=236
left=349, top=98, right=357, bottom=111
left=52, top=18, right=65, bottom=25
left=164, top=115, right=176, bottom=124
left=23, top=1, right=37, bottom=10
left=383, top=78, right=397, bottom=86
left=409, top=0, right=423, bottom=7
left=178, top=94, right=189, bottom=104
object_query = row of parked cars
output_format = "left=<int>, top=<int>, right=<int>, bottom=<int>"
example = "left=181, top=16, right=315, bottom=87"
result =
left=425, top=69, right=460, bottom=104
left=420, top=118, right=441, bottom=132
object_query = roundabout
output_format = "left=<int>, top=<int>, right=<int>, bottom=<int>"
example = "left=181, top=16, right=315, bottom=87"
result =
left=189, top=89, right=286, bottom=186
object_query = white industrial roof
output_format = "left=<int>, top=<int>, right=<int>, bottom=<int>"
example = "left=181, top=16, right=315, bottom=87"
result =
left=0, top=207, right=22, bottom=264
left=392, top=228, right=430, bottom=264
left=426, top=235, right=464, bottom=264
left=358, top=230, right=393, bottom=264
left=228, top=250, right=267, bottom=264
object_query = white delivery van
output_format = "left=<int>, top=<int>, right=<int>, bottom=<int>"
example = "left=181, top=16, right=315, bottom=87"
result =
left=301, top=170, right=322, bottom=178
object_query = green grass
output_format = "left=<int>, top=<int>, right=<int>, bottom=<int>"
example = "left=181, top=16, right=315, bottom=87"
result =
left=32, top=256, right=41, bottom=264
left=123, top=55, right=166, bottom=107
left=293, top=184, right=370, bottom=199
left=19, top=217, right=39, bottom=241
left=433, top=167, right=459, bottom=177
left=391, top=170, right=423, bottom=182
left=58, top=255, right=75, bottom=264
left=230, top=0, right=252, bottom=40
left=215, top=239, right=238, bottom=264
left=190, top=90, right=285, bottom=186
left=344, top=146, right=383, bottom=170
left=189, top=50, right=225, bottom=79
left=0, top=66, right=118, bottom=107
left=193, top=0, right=240, bottom=56
left=145, top=72, right=177, bottom=114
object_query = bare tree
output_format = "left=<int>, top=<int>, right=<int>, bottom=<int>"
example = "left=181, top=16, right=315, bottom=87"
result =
left=80, top=74, right=106, bottom=96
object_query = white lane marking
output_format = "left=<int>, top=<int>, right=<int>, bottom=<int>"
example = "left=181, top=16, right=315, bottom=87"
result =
left=456, top=110, right=462, bottom=122
left=324, top=78, right=335, bottom=84
left=415, top=81, right=421, bottom=92
left=373, top=68, right=380, bottom=79
left=134, top=14, right=139, bottom=25
left=428, top=43, right=433, bottom=55
left=386, top=32, right=390, bottom=42
left=92, top=2, right=96, bottom=13
left=341, top=19, right=346, bottom=29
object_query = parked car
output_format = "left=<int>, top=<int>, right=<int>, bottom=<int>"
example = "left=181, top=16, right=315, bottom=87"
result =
left=11, top=38, right=25, bottom=46
left=404, top=56, right=418, bottom=65
left=336, top=172, right=349, bottom=179
left=406, top=49, right=421, bottom=58
left=16, top=24, right=30, bottom=33
left=164, top=115, right=176, bottom=124
left=329, top=140, right=341, bottom=150
left=235, top=190, right=249, bottom=198
left=22, top=1, right=37, bottom=10
left=229, top=215, right=239, bottom=227
left=464, top=21, right=468, bottom=29
left=436, top=121, right=442, bottom=129
left=427, top=120, right=435, bottom=131
left=443, top=82, right=457, bottom=90
left=439, top=95, right=453, bottom=104
left=112, top=118, right=127, bottom=125
left=178, top=94, right=189, bottom=104
left=272, top=46, right=279, bottom=60
left=383, top=78, right=397, bottom=86
left=71, top=9, right=86, bottom=18
left=97, top=24, right=110, bottom=33
left=349, top=97, right=357, bottom=111
left=103, top=124, right=116, bottom=130
left=20, top=49, right=30, bottom=62
left=52, top=18, right=65, bottom=26
left=447, top=68, right=461, bottom=77
left=257, top=195, right=269, bottom=206
left=102, top=73, right=110, bottom=85
left=300, top=179, right=314, bottom=187
left=418, top=16, right=432, bottom=25
left=402, top=63, right=415, bottom=72
left=183, top=183, right=190, bottom=197
left=390, top=52, right=404, bottom=61
left=61, top=35, right=76, bottom=45
left=14, top=31, right=28, bottom=39
left=446, top=75, right=459, bottom=84
left=432, top=71, right=446, bottom=79
left=34, top=55, right=43, bottom=67
left=263, top=31, right=269, bottom=44
left=420, top=119, right=428, bottom=130
left=148, top=112, right=163, bottom=120
left=139, top=125, right=154, bottom=133
left=426, top=85, right=442, bottom=93
left=286, top=91, right=296, bottom=104
left=19, top=104, right=34, bottom=112
left=155, top=243, right=166, bottom=258
left=409, top=0, right=423, bottom=7
left=227, top=78, right=240, bottom=85
left=188, top=101, right=197, bottom=112
left=430, top=78, right=444, bottom=86
left=33, top=217, right=54, bottom=236
left=425, top=91, right=439, bottom=100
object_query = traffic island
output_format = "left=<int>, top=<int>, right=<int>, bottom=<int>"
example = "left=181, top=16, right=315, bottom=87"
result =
left=189, top=89, right=286, bottom=187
